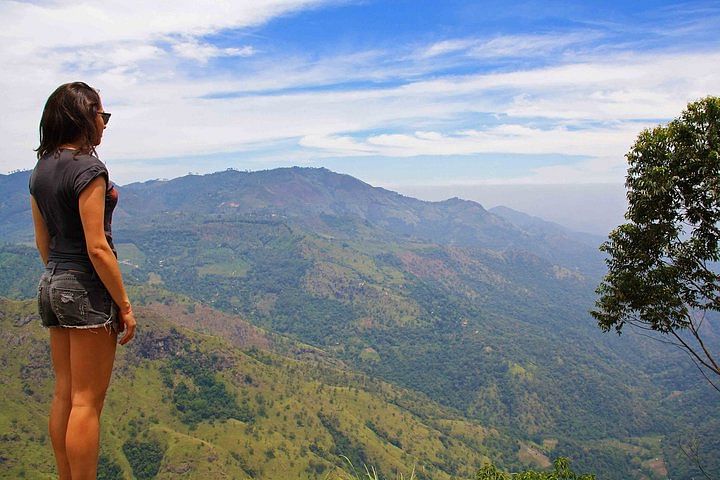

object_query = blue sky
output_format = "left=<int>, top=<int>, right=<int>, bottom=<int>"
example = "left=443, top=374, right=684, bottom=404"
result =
left=1, top=0, right=719, bottom=208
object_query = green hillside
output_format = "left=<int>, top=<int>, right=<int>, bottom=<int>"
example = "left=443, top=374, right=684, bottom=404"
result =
left=2, top=297, right=502, bottom=479
left=2, top=167, right=719, bottom=479
left=4, top=293, right=713, bottom=480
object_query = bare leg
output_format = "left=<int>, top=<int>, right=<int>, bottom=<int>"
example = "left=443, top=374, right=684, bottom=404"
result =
left=65, top=328, right=117, bottom=480
left=49, top=328, right=72, bottom=480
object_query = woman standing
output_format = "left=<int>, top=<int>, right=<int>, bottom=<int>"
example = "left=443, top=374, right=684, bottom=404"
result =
left=29, top=82, right=136, bottom=480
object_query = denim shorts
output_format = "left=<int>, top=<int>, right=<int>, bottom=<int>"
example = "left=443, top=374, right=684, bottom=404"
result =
left=37, top=264, right=119, bottom=332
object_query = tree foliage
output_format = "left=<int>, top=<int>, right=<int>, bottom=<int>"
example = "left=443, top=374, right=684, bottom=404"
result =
left=162, top=347, right=253, bottom=427
left=97, top=454, right=123, bottom=480
left=122, top=438, right=165, bottom=480
left=592, top=96, right=720, bottom=385
left=476, top=457, right=595, bottom=480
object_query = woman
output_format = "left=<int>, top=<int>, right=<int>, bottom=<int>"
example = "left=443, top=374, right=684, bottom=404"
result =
left=29, top=82, right=136, bottom=480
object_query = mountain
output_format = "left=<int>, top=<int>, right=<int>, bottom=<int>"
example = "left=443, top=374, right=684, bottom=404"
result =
left=2, top=167, right=718, bottom=479
left=114, top=168, right=605, bottom=275
left=1, top=168, right=604, bottom=274
left=0, top=170, right=33, bottom=242
left=488, top=206, right=607, bottom=249
left=0, top=296, right=509, bottom=479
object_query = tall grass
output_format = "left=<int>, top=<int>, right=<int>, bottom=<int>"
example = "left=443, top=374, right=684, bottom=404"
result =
left=326, top=455, right=417, bottom=480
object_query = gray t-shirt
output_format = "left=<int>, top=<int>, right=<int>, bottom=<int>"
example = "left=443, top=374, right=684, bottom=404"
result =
left=29, top=149, right=118, bottom=271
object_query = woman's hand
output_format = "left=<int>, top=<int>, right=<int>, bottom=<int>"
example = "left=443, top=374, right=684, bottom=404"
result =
left=118, top=308, right=136, bottom=345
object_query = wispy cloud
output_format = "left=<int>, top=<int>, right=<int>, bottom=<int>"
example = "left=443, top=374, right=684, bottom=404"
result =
left=172, top=40, right=255, bottom=63
left=300, top=122, right=641, bottom=162
left=420, top=32, right=601, bottom=59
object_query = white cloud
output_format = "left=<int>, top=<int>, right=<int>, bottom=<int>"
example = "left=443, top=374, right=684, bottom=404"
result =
left=0, top=0, right=331, bottom=169
left=301, top=123, right=640, bottom=161
left=420, top=33, right=601, bottom=59
left=172, top=40, right=255, bottom=63
left=299, top=135, right=378, bottom=155
left=5, top=47, right=718, bottom=184
left=421, top=39, right=477, bottom=58
left=0, top=0, right=327, bottom=49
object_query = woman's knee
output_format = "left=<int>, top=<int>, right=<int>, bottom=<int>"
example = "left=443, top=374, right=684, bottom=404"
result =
left=71, top=387, right=108, bottom=411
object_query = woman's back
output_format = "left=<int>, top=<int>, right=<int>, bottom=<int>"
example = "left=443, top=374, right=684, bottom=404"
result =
left=30, top=149, right=116, bottom=271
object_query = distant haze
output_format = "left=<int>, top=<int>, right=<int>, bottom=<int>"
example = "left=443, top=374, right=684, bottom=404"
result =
left=392, top=183, right=627, bottom=237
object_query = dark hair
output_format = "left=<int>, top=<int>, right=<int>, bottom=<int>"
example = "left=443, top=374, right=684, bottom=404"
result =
left=35, top=82, right=102, bottom=159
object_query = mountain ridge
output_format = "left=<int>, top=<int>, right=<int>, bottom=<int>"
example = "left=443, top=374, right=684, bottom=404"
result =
left=122, top=167, right=605, bottom=274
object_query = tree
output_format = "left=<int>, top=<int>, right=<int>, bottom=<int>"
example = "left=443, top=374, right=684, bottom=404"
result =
left=592, top=96, right=720, bottom=389
left=476, top=458, right=595, bottom=480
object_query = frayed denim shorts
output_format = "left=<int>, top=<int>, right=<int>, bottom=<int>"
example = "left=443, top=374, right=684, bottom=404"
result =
left=37, top=263, right=119, bottom=333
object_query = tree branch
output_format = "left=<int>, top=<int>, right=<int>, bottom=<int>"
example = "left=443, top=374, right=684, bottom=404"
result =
left=686, top=313, right=720, bottom=373
left=670, top=329, right=720, bottom=379
left=627, top=322, right=720, bottom=393
left=678, top=439, right=714, bottom=480
left=657, top=257, right=719, bottom=305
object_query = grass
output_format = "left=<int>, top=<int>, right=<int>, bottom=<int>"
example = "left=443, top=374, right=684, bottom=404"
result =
left=327, top=456, right=417, bottom=480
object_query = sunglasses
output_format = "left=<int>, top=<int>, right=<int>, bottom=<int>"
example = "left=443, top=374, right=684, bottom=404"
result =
left=98, top=112, right=111, bottom=125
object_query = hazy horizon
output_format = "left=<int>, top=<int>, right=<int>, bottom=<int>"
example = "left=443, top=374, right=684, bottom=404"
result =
left=394, top=182, right=626, bottom=236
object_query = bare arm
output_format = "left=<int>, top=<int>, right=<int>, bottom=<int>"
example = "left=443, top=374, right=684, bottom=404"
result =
left=30, top=196, right=50, bottom=265
left=78, top=176, right=136, bottom=344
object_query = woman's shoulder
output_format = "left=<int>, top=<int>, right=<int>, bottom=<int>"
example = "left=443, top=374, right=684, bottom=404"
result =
left=62, top=151, right=108, bottom=177
left=30, top=151, right=109, bottom=198
left=67, top=150, right=104, bottom=166
left=33, top=149, right=107, bottom=178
